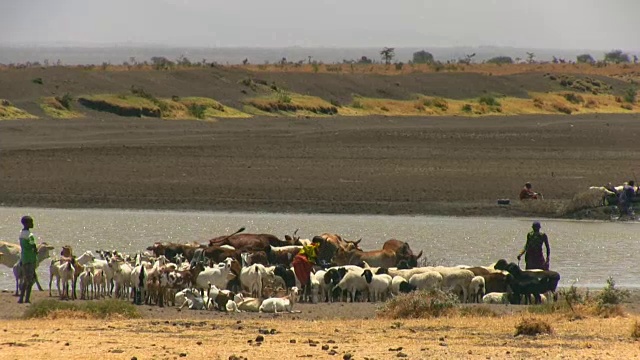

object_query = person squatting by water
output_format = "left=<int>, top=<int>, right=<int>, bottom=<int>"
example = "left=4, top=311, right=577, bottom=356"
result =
left=519, top=182, right=541, bottom=200
left=18, top=215, right=38, bottom=304
left=517, top=221, right=550, bottom=270
left=292, top=237, right=320, bottom=301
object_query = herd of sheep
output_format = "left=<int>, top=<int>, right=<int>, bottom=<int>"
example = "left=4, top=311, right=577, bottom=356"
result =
left=0, top=231, right=561, bottom=313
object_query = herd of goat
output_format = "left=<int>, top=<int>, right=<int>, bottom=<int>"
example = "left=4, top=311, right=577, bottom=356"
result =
left=0, top=230, right=561, bottom=312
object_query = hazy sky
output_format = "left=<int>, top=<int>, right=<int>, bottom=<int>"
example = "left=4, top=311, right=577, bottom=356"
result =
left=1, top=0, right=638, bottom=50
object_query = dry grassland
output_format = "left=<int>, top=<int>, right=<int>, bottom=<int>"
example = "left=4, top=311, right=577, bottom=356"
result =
left=2, top=314, right=640, bottom=359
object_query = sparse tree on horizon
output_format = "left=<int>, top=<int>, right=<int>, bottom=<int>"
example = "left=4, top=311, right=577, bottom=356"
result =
left=486, top=56, right=514, bottom=65
left=576, top=54, right=595, bottom=64
left=380, top=47, right=395, bottom=65
left=526, top=52, right=536, bottom=64
left=604, top=50, right=630, bottom=63
left=412, top=50, right=434, bottom=64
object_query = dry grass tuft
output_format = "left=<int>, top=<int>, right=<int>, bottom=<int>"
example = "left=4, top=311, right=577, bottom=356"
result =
left=515, top=317, right=553, bottom=336
left=0, top=99, right=37, bottom=119
left=631, top=321, right=640, bottom=340
left=24, top=299, right=141, bottom=319
left=378, top=290, right=458, bottom=319
left=458, top=305, right=498, bottom=317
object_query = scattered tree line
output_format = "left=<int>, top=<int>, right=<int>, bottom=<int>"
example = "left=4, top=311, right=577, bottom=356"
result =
left=1, top=49, right=638, bottom=70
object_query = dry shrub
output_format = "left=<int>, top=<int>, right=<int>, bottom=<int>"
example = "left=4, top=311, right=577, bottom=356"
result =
left=553, top=103, right=573, bottom=114
left=458, top=305, right=497, bottom=317
left=631, top=321, right=640, bottom=340
left=594, top=304, right=626, bottom=318
left=24, top=299, right=141, bottom=319
left=561, top=189, right=605, bottom=215
left=584, top=99, right=598, bottom=108
left=515, top=317, right=553, bottom=336
left=378, top=290, right=458, bottom=319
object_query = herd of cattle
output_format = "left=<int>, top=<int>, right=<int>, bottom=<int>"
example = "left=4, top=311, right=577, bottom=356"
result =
left=0, top=230, right=561, bottom=312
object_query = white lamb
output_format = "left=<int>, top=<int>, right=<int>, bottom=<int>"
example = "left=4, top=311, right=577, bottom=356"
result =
left=361, top=269, right=392, bottom=302
left=468, top=276, right=485, bottom=303
left=334, top=270, right=368, bottom=303
left=433, top=266, right=474, bottom=303
left=482, top=292, right=510, bottom=304
left=259, top=287, right=299, bottom=313
left=408, top=271, right=443, bottom=292
left=78, top=266, right=94, bottom=300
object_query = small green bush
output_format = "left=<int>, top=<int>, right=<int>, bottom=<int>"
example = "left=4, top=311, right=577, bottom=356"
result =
left=478, top=95, right=500, bottom=107
left=55, top=93, right=74, bottom=110
left=424, top=97, right=448, bottom=111
left=188, top=103, right=208, bottom=119
left=597, top=277, right=629, bottom=306
left=351, top=99, right=364, bottom=109
left=377, top=290, right=458, bottom=319
left=277, top=91, right=292, bottom=104
left=24, top=299, right=140, bottom=319
left=32, top=78, right=44, bottom=85
left=624, top=87, right=637, bottom=103
left=461, top=104, right=473, bottom=113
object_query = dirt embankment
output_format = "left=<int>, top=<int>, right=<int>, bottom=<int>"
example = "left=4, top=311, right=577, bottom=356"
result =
left=0, top=66, right=634, bottom=117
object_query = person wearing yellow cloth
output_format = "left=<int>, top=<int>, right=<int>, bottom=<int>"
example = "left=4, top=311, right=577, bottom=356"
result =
left=292, top=237, right=320, bottom=302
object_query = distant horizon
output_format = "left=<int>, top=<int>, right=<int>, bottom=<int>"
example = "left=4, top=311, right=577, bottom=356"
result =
left=1, top=43, right=638, bottom=53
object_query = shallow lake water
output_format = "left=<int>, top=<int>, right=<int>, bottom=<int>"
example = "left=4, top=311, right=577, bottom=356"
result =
left=0, top=207, right=638, bottom=291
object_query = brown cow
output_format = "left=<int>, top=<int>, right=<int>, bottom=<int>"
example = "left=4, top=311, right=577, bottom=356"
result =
left=333, top=247, right=397, bottom=268
left=208, top=233, right=287, bottom=253
left=382, top=239, right=423, bottom=267
left=146, top=242, right=202, bottom=261
left=311, top=233, right=364, bottom=265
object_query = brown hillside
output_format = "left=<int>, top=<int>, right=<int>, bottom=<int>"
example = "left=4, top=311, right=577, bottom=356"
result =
left=0, top=67, right=633, bottom=117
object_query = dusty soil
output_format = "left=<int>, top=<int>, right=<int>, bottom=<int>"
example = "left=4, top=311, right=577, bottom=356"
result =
left=2, top=288, right=640, bottom=360
left=1, top=114, right=639, bottom=217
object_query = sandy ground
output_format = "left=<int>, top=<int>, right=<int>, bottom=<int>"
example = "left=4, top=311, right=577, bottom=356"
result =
left=2, top=293, right=640, bottom=360
left=1, top=114, right=640, bottom=218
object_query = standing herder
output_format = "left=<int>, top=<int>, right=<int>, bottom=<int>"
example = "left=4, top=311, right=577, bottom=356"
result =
left=18, top=216, right=38, bottom=304
left=291, top=237, right=320, bottom=302
left=517, top=221, right=550, bottom=270
left=618, top=180, right=636, bottom=218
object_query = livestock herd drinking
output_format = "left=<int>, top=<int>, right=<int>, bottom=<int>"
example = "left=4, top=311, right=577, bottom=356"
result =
left=0, top=230, right=560, bottom=313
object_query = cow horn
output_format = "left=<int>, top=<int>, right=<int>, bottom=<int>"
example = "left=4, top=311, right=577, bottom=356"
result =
left=416, top=250, right=423, bottom=259
left=354, top=239, right=362, bottom=245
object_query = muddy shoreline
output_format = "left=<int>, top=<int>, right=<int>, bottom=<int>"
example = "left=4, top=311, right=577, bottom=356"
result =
left=1, top=114, right=639, bottom=218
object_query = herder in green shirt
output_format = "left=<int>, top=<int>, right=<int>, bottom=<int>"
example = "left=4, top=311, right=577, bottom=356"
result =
left=18, top=216, right=38, bottom=304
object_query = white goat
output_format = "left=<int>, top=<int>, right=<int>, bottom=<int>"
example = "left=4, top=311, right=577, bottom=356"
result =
left=59, top=259, right=75, bottom=300
left=78, top=266, right=94, bottom=300
left=195, top=258, right=236, bottom=294
left=259, top=287, right=300, bottom=313
left=179, top=288, right=207, bottom=310
left=240, top=263, right=275, bottom=299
